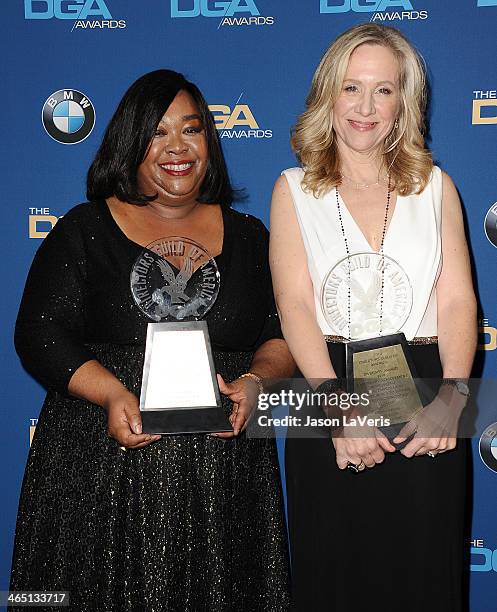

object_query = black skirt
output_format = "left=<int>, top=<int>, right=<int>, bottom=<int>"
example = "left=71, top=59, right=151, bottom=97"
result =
left=285, top=344, right=469, bottom=612
left=10, top=346, right=290, bottom=612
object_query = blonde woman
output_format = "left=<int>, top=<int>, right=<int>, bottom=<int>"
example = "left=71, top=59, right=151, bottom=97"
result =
left=270, top=24, right=476, bottom=611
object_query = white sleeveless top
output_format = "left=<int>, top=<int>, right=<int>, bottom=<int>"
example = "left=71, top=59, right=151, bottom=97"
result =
left=283, top=166, right=442, bottom=341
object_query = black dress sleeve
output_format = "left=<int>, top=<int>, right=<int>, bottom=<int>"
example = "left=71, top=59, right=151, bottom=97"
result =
left=14, top=206, right=95, bottom=393
left=253, top=219, right=284, bottom=349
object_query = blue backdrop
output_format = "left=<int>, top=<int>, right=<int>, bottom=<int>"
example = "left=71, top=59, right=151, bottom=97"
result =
left=2, top=0, right=497, bottom=607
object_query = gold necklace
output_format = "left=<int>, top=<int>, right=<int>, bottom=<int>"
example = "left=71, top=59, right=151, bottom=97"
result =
left=340, top=171, right=387, bottom=190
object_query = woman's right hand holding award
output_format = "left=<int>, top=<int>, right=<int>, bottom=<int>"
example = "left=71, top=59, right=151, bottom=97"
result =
left=104, top=387, right=162, bottom=450
left=332, top=413, right=396, bottom=471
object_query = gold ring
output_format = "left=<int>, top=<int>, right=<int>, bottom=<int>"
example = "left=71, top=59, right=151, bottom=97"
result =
left=347, top=460, right=366, bottom=473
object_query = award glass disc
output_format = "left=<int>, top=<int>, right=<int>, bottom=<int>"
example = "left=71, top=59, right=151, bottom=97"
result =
left=321, top=252, right=413, bottom=340
left=130, top=236, right=220, bottom=322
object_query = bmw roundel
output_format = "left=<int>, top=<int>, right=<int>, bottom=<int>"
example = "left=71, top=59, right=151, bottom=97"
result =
left=484, top=203, right=497, bottom=249
left=479, top=422, right=497, bottom=473
left=42, top=89, right=95, bottom=144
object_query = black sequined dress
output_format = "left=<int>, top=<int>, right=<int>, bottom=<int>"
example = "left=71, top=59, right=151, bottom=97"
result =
left=11, top=201, right=290, bottom=611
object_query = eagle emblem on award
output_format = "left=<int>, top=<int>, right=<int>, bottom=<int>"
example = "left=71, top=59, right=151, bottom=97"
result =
left=321, top=252, right=423, bottom=432
left=321, top=252, right=412, bottom=340
left=131, top=236, right=220, bottom=322
left=130, top=237, right=229, bottom=435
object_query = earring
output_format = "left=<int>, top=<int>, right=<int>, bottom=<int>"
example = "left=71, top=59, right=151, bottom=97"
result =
left=394, top=119, right=399, bottom=129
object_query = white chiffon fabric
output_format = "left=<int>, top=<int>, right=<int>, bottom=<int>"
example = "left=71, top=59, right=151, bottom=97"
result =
left=282, top=166, right=442, bottom=340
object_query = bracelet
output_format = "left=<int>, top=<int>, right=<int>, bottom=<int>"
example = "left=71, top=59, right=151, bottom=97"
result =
left=315, top=378, right=344, bottom=395
left=239, top=372, right=264, bottom=394
left=315, top=379, right=346, bottom=431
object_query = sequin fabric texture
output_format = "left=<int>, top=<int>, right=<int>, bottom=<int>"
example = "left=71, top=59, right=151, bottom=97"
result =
left=11, top=201, right=290, bottom=611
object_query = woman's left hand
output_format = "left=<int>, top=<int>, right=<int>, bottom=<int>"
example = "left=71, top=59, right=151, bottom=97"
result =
left=393, top=385, right=467, bottom=457
left=213, top=373, right=260, bottom=438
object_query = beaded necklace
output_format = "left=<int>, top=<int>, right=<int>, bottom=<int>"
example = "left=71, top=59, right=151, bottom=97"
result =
left=335, top=174, right=392, bottom=340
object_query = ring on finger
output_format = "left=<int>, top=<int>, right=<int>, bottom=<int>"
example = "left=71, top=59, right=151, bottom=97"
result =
left=427, top=450, right=437, bottom=458
left=347, top=460, right=365, bottom=473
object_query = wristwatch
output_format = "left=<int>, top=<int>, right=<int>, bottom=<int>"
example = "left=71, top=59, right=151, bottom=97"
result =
left=441, top=379, right=470, bottom=398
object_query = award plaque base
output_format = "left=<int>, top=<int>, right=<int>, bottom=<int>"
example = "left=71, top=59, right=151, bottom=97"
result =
left=141, top=407, right=231, bottom=435
left=346, top=333, right=424, bottom=439
left=140, top=321, right=232, bottom=435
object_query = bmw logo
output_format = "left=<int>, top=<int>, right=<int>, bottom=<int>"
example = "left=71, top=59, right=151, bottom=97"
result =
left=42, top=89, right=95, bottom=145
left=479, top=422, right=497, bottom=473
left=484, top=203, right=497, bottom=249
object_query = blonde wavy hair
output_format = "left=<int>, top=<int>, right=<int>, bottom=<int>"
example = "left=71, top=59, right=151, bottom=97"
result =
left=291, top=23, right=433, bottom=197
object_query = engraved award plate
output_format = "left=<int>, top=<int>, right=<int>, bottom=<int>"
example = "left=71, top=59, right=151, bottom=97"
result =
left=321, top=253, right=422, bottom=437
left=346, top=334, right=423, bottom=429
left=131, top=238, right=230, bottom=435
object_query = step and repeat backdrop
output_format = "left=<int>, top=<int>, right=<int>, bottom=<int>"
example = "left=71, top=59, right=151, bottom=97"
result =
left=2, top=0, right=497, bottom=607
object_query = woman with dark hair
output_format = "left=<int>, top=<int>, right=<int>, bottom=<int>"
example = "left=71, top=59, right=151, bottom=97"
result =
left=11, top=69, right=293, bottom=611
left=86, top=71, right=233, bottom=208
